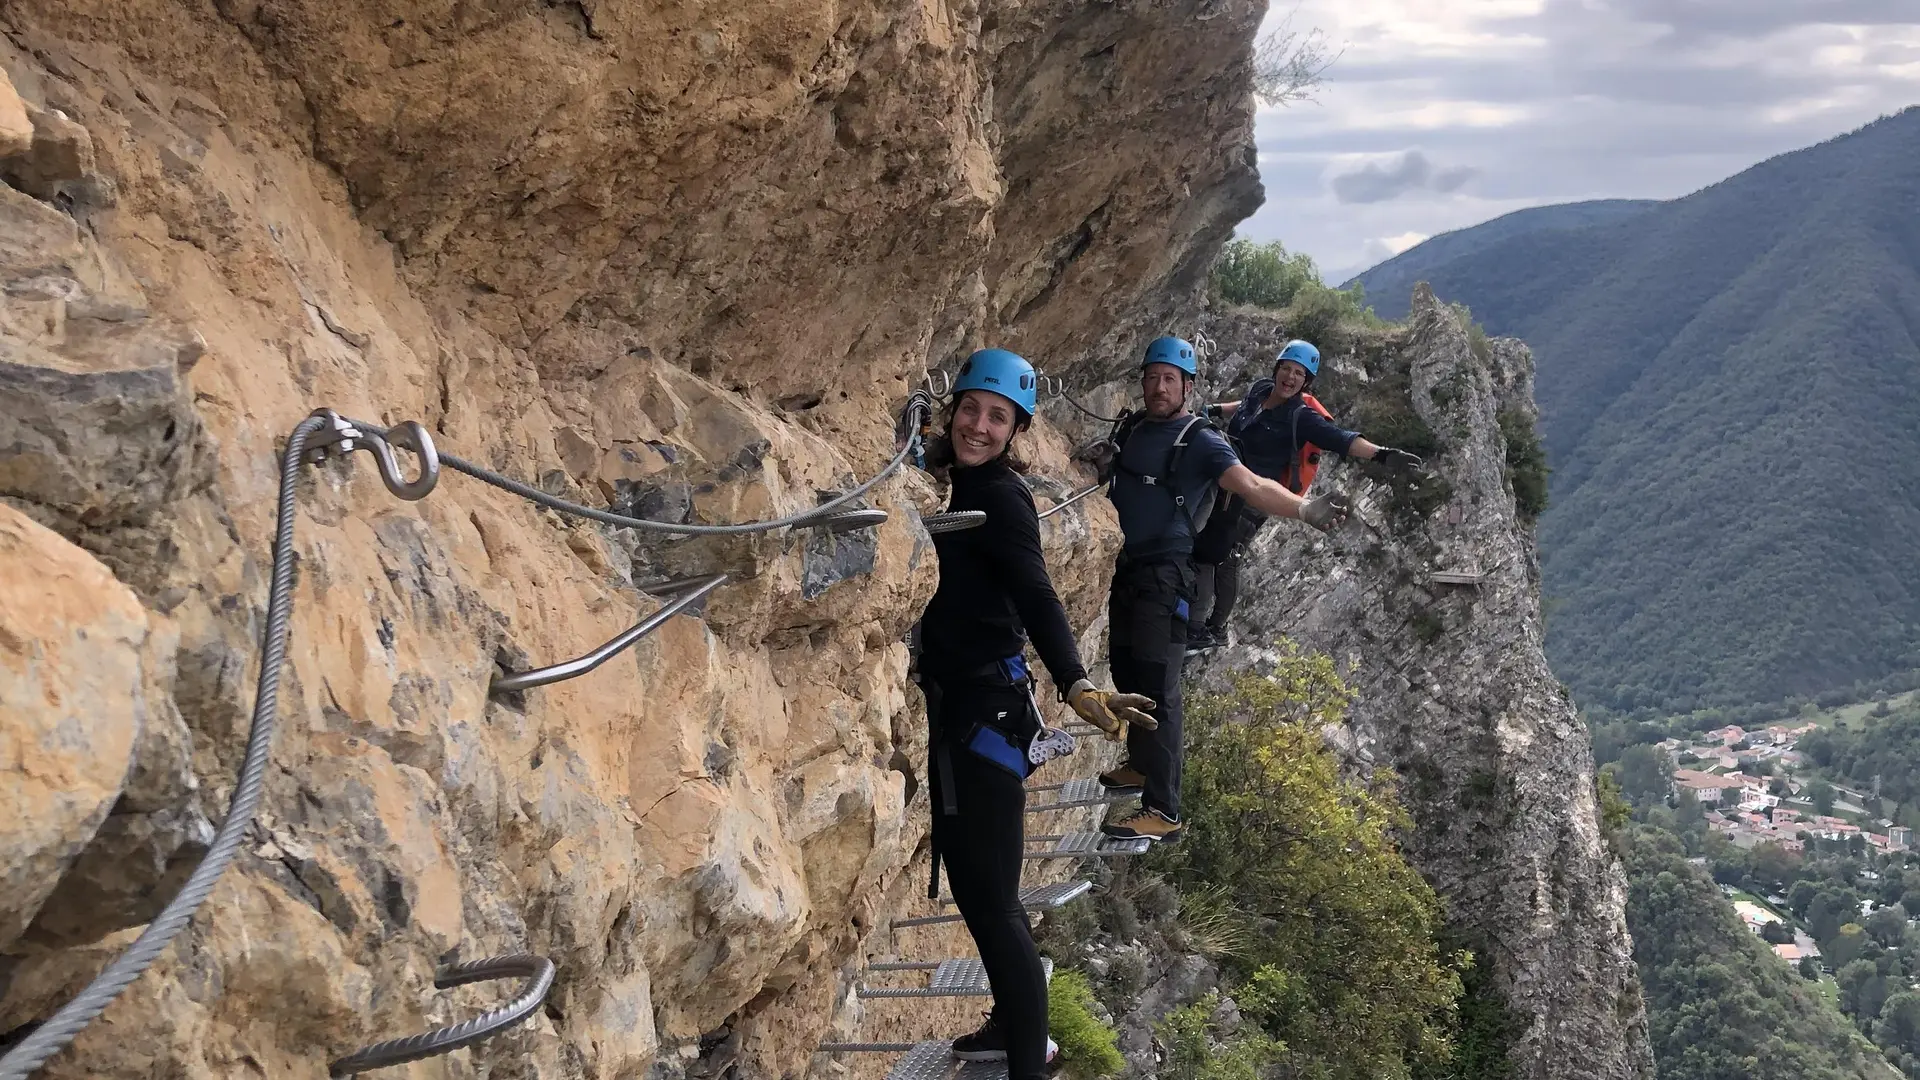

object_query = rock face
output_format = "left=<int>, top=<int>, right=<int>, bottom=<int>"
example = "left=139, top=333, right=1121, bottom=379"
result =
left=0, top=3, right=1259, bottom=1078
left=1185, top=291, right=1655, bottom=1080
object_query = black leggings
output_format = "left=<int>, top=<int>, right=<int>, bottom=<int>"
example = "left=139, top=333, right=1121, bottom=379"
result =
left=928, top=679, right=1049, bottom=1080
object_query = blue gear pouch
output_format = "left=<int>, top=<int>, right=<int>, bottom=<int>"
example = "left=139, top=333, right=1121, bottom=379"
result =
left=998, top=653, right=1031, bottom=685
left=967, top=722, right=1038, bottom=780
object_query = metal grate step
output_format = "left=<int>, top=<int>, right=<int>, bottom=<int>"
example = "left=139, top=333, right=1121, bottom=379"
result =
left=890, top=1040, right=1009, bottom=1080
left=1024, top=831, right=1151, bottom=859
left=859, top=958, right=1052, bottom=999
left=892, top=880, right=1091, bottom=929
left=1027, top=777, right=1133, bottom=812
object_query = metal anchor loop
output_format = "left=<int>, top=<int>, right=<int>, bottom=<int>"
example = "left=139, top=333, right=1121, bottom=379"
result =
left=1035, top=374, right=1066, bottom=397
left=922, top=369, right=952, bottom=399
left=367, top=421, right=440, bottom=501
left=302, top=409, right=440, bottom=501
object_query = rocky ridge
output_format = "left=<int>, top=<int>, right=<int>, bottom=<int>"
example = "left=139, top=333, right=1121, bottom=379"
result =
left=0, top=2, right=1260, bottom=1077
left=1180, top=293, right=1655, bottom=1080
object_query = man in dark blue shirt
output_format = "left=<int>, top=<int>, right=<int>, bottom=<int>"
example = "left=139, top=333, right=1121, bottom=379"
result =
left=1187, top=339, right=1422, bottom=654
left=1095, top=336, right=1350, bottom=842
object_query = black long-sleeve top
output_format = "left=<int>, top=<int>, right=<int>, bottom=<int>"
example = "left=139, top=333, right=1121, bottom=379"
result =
left=918, top=459, right=1088, bottom=693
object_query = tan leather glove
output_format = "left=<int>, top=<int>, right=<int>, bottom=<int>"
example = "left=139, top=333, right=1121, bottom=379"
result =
left=1067, top=679, right=1157, bottom=740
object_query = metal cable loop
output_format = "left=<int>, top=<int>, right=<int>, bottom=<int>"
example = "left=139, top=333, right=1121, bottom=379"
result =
left=0, top=414, right=329, bottom=1080
left=328, top=955, right=556, bottom=1076
left=920, top=511, right=986, bottom=535
left=347, top=409, right=925, bottom=537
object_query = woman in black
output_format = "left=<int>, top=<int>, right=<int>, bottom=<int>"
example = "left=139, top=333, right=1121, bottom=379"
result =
left=916, top=348, right=1154, bottom=1076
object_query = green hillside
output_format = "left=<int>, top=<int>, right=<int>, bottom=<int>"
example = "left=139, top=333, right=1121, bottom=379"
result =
left=1351, top=107, right=1920, bottom=716
left=1343, top=199, right=1660, bottom=319
left=1621, top=827, right=1901, bottom=1080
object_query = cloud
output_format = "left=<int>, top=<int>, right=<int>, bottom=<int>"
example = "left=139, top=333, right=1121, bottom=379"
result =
left=1328, top=150, right=1479, bottom=203
left=1236, top=0, right=1920, bottom=281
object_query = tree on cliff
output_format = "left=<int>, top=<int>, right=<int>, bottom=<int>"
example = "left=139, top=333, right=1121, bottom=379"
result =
left=1157, top=645, right=1470, bottom=1078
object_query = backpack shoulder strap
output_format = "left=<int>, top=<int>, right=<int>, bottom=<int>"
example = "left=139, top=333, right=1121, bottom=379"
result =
left=1301, top=392, right=1334, bottom=421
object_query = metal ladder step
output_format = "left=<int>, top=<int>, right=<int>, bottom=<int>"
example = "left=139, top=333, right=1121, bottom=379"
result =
left=892, top=880, right=1091, bottom=929
left=859, top=958, right=1053, bottom=999
left=815, top=1040, right=1009, bottom=1079
left=1024, top=831, right=1151, bottom=859
left=1027, top=777, right=1133, bottom=812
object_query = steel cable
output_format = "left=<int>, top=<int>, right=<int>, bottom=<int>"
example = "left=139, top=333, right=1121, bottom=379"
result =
left=327, top=955, right=556, bottom=1076
left=347, top=410, right=925, bottom=537
left=0, top=414, right=328, bottom=1080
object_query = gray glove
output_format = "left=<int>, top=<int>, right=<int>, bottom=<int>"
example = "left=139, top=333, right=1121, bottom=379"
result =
left=1372, top=447, right=1424, bottom=470
left=1300, top=492, right=1351, bottom=532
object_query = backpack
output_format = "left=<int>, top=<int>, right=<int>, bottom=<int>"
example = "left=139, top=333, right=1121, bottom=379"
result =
left=1104, top=410, right=1220, bottom=537
left=1285, top=393, right=1336, bottom=495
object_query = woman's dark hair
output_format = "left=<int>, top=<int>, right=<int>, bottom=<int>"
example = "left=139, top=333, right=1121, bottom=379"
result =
left=923, top=397, right=1031, bottom=474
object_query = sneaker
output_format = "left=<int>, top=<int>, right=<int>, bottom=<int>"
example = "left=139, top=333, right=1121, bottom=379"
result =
left=1027, top=726, right=1077, bottom=767
left=1102, top=806, right=1182, bottom=843
left=1183, top=630, right=1216, bottom=657
left=1097, top=764, right=1147, bottom=791
left=950, top=1015, right=1059, bottom=1064
left=952, top=1015, right=1005, bottom=1061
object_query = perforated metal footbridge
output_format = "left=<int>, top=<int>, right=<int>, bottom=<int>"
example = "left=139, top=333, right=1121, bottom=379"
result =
left=858, top=958, right=1054, bottom=999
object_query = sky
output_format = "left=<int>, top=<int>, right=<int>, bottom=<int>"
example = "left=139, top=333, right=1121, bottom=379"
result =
left=1238, top=0, right=1920, bottom=283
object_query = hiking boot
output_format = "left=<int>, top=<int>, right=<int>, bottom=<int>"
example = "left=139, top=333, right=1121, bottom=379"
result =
left=950, top=1015, right=1058, bottom=1064
left=1102, top=806, right=1182, bottom=843
left=1027, top=725, right=1077, bottom=767
left=1098, top=764, right=1147, bottom=792
left=1183, top=630, right=1216, bottom=657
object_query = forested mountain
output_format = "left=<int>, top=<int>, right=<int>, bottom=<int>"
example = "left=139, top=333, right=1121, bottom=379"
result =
left=1346, top=199, right=1659, bottom=320
left=1349, top=108, right=1920, bottom=715
left=1619, top=827, right=1903, bottom=1080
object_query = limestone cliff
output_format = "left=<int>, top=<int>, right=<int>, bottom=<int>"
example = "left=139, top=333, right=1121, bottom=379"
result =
left=0, top=2, right=1260, bottom=1077
left=1181, top=293, right=1656, bottom=1080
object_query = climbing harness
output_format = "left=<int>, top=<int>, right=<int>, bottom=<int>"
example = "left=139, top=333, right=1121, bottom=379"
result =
left=1108, top=411, right=1221, bottom=538
left=328, top=955, right=556, bottom=1077
left=2, top=383, right=947, bottom=1079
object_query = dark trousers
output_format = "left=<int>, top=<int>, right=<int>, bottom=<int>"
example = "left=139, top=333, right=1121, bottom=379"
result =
left=1107, top=557, right=1192, bottom=819
left=1193, top=550, right=1242, bottom=637
left=1191, top=503, right=1262, bottom=636
left=927, top=679, right=1049, bottom=1080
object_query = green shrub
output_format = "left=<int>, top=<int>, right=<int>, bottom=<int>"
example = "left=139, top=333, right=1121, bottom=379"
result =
left=1497, top=407, right=1550, bottom=522
left=1209, top=239, right=1382, bottom=353
left=1048, top=970, right=1126, bottom=1078
left=1211, top=238, right=1323, bottom=309
left=1161, top=643, right=1467, bottom=1077
left=1158, top=994, right=1282, bottom=1080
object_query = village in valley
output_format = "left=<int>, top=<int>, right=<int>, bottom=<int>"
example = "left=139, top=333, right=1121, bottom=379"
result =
left=1663, top=721, right=1917, bottom=969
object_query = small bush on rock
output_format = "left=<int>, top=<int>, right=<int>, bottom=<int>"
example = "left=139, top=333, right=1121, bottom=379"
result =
left=1048, top=970, right=1126, bottom=1078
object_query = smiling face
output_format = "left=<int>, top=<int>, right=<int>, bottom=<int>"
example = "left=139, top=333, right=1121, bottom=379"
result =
left=1140, top=363, right=1190, bottom=419
left=1273, top=359, right=1311, bottom=398
left=951, top=389, right=1023, bottom=467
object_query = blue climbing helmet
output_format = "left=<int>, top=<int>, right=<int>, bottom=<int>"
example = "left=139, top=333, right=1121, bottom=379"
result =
left=953, top=347, right=1038, bottom=417
left=1142, top=336, right=1198, bottom=377
left=1275, top=339, right=1321, bottom=378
